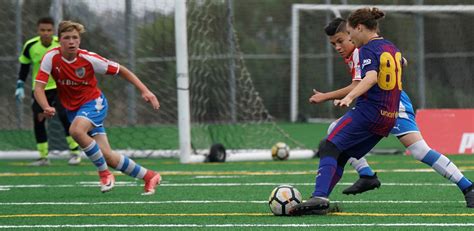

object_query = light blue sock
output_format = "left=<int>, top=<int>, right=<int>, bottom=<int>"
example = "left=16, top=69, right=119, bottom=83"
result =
left=83, top=140, right=108, bottom=171
left=358, top=166, right=375, bottom=177
left=114, top=155, right=147, bottom=179
left=348, top=157, right=375, bottom=177
left=420, top=149, right=472, bottom=192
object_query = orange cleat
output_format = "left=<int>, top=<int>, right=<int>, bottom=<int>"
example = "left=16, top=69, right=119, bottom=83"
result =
left=99, top=170, right=115, bottom=193
left=142, top=171, right=161, bottom=196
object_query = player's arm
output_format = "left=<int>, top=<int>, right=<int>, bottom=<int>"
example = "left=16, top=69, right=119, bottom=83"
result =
left=16, top=42, right=33, bottom=101
left=118, top=65, right=160, bottom=110
left=33, top=81, right=55, bottom=118
left=15, top=64, right=30, bottom=101
left=334, top=70, right=378, bottom=107
left=310, top=81, right=359, bottom=104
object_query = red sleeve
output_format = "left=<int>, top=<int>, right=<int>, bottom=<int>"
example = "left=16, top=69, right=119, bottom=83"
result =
left=35, top=49, right=57, bottom=84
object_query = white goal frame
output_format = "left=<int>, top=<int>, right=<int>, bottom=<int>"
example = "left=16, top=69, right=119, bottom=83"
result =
left=174, top=0, right=316, bottom=163
left=290, top=4, right=474, bottom=122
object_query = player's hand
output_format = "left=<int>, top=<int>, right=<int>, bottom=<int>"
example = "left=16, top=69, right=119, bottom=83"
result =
left=142, top=90, right=160, bottom=110
left=309, top=89, right=326, bottom=104
left=334, top=97, right=352, bottom=107
left=43, top=107, right=56, bottom=119
left=15, top=80, right=25, bottom=102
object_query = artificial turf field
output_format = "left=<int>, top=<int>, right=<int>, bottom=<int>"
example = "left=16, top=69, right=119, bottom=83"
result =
left=1, top=155, right=474, bottom=230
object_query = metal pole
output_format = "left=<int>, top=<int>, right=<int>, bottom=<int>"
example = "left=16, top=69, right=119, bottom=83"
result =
left=290, top=6, right=299, bottom=122
left=50, top=0, right=63, bottom=31
left=175, top=0, right=192, bottom=163
left=226, top=0, right=236, bottom=123
left=15, top=0, right=23, bottom=129
left=125, top=0, right=137, bottom=125
left=416, top=0, right=426, bottom=108
left=325, top=0, right=334, bottom=118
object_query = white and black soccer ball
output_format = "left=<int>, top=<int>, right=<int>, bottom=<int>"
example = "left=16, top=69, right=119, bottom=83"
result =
left=268, top=185, right=302, bottom=216
left=271, top=142, right=290, bottom=160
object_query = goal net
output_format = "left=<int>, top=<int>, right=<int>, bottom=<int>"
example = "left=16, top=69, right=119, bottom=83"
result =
left=0, top=0, right=312, bottom=162
left=291, top=4, right=474, bottom=122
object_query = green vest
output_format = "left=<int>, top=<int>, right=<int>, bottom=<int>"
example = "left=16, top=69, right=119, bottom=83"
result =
left=19, top=36, right=59, bottom=90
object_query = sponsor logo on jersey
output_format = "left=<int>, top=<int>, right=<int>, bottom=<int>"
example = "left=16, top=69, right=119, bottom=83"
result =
left=75, top=67, right=86, bottom=78
left=380, top=110, right=398, bottom=119
left=459, top=133, right=474, bottom=153
left=362, top=59, right=372, bottom=69
left=58, top=79, right=89, bottom=86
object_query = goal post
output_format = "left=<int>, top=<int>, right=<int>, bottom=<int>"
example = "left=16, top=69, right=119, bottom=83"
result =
left=290, top=4, right=474, bottom=122
left=174, top=0, right=194, bottom=163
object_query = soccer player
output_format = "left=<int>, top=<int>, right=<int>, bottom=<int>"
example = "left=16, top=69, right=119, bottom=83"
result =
left=290, top=7, right=406, bottom=215
left=34, top=20, right=161, bottom=195
left=16, top=17, right=81, bottom=166
left=310, top=17, right=474, bottom=208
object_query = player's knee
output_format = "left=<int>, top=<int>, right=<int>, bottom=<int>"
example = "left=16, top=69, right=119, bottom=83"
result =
left=318, top=140, right=342, bottom=159
left=68, top=126, right=86, bottom=141
left=407, top=140, right=431, bottom=161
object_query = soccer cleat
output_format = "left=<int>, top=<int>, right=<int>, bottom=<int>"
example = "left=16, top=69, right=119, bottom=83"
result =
left=99, top=170, right=115, bottom=193
left=142, top=171, right=162, bottom=196
left=29, top=158, right=50, bottom=166
left=68, top=154, right=82, bottom=166
left=463, top=185, right=474, bottom=208
left=342, top=173, right=381, bottom=195
left=289, top=196, right=330, bottom=216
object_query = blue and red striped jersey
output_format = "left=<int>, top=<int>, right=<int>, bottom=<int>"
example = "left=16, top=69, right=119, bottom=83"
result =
left=356, top=37, right=403, bottom=136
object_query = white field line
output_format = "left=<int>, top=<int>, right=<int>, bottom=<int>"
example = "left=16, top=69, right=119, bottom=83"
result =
left=0, top=200, right=466, bottom=206
left=1, top=168, right=473, bottom=177
left=1, top=223, right=474, bottom=228
left=0, top=182, right=457, bottom=190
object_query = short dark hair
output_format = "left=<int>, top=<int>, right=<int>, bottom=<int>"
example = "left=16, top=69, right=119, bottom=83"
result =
left=37, top=17, right=54, bottom=26
left=324, top=18, right=347, bottom=36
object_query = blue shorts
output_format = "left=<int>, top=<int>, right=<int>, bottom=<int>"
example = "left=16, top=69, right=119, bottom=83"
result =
left=327, top=110, right=383, bottom=159
left=66, top=94, right=108, bottom=137
left=390, top=110, right=419, bottom=137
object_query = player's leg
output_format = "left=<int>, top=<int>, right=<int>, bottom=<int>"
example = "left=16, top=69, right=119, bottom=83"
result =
left=342, top=157, right=381, bottom=195
left=291, top=113, right=382, bottom=215
left=291, top=139, right=340, bottom=215
left=399, top=132, right=474, bottom=207
left=94, top=134, right=161, bottom=195
left=30, top=97, right=50, bottom=166
left=51, top=91, right=81, bottom=165
left=68, top=95, right=115, bottom=193
left=328, top=154, right=351, bottom=195
left=69, top=117, right=114, bottom=193
left=327, top=119, right=380, bottom=195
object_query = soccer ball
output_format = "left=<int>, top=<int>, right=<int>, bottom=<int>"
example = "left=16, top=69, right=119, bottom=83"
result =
left=268, top=185, right=302, bottom=216
left=271, top=142, right=290, bottom=160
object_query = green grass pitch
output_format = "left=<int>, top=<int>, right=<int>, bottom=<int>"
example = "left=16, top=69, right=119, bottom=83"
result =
left=1, top=154, right=474, bottom=230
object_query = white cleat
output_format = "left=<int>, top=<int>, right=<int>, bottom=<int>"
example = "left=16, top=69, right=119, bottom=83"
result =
left=68, top=155, right=82, bottom=166
left=29, top=158, right=50, bottom=166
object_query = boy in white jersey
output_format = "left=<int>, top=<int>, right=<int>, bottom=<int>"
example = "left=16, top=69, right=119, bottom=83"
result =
left=309, top=17, right=473, bottom=208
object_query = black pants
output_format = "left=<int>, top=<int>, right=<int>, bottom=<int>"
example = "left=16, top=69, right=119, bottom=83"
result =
left=31, top=89, right=71, bottom=143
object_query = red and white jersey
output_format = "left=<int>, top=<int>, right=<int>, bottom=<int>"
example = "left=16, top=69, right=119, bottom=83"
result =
left=36, top=48, right=120, bottom=110
left=344, top=47, right=362, bottom=81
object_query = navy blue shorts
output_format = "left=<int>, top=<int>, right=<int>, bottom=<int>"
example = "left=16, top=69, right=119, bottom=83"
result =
left=327, top=110, right=383, bottom=159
